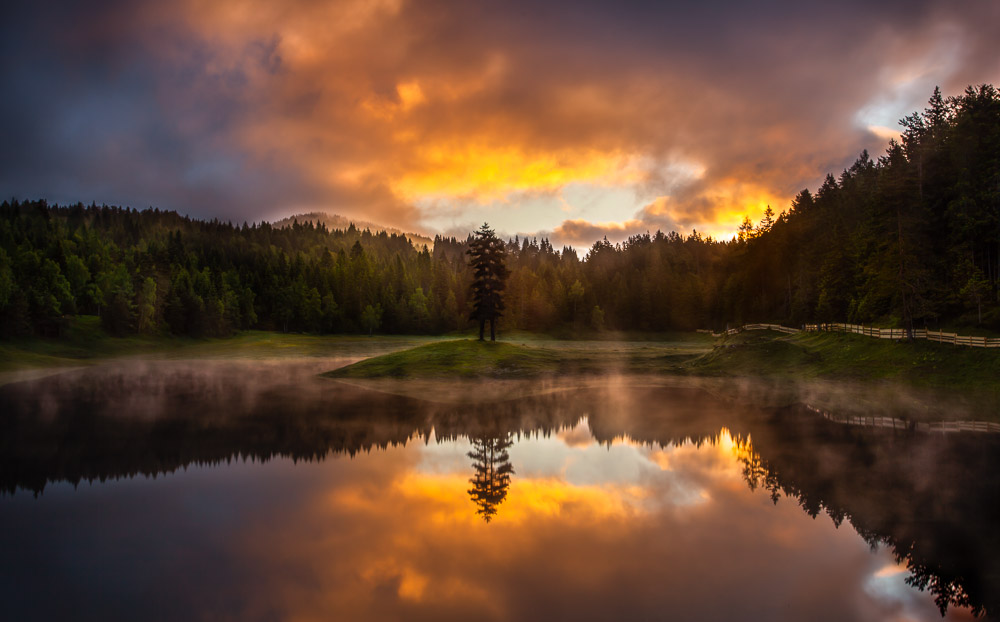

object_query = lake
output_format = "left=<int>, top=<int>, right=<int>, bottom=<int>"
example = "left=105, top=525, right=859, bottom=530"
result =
left=1, top=358, right=996, bottom=621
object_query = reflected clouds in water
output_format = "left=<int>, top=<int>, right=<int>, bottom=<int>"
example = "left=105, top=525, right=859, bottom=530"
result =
left=0, top=362, right=992, bottom=621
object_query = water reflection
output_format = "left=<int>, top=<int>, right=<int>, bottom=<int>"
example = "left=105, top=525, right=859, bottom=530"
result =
left=0, top=362, right=996, bottom=620
left=733, top=408, right=1000, bottom=619
left=468, top=434, right=514, bottom=522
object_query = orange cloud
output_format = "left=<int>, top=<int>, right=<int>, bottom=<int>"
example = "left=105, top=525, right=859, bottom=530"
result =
left=552, top=181, right=791, bottom=246
left=393, top=145, right=644, bottom=202
left=12, top=0, right=999, bottom=237
left=114, top=0, right=826, bottom=233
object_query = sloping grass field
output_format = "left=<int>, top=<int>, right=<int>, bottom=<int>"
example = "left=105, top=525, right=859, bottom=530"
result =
left=686, top=329, right=1000, bottom=391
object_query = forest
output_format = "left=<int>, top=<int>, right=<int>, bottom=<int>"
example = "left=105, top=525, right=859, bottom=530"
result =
left=1, top=84, right=998, bottom=338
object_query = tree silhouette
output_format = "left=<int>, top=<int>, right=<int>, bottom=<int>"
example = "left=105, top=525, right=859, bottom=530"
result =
left=467, top=223, right=508, bottom=341
left=467, top=433, right=514, bottom=522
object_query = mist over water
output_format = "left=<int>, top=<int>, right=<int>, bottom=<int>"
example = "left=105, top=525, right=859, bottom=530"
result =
left=1, top=359, right=996, bottom=621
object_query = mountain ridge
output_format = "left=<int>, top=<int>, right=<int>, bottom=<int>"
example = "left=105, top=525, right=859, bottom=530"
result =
left=272, top=211, right=434, bottom=250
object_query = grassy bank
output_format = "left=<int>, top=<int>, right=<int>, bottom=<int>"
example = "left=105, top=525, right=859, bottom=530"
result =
left=0, top=316, right=172, bottom=371
left=326, top=340, right=562, bottom=378
left=1, top=316, right=715, bottom=378
left=326, top=335, right=712, bottom=378
left=0, top=316, right=437, bottom=373
left=327, top=329, right=1000, bottom=393
left=685, top=329, right=1000, bottom=391
left=8, top=318, right=1000, bottom=392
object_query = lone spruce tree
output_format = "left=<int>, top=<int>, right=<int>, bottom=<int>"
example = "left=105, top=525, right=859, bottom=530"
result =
left=467, top=433, right=514, bottom=522
left=467, top=223, right=508, bottom=341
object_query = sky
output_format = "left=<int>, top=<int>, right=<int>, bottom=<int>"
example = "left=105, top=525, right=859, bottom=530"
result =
left=1, top=0, right=999, bottom=247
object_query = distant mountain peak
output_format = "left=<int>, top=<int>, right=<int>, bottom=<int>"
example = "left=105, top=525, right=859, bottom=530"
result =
left=272, top=212, right=434, bottom=249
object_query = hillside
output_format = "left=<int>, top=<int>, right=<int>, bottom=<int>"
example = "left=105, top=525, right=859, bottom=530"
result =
left=685, top=329, right=1000, bottom=391
left=273, top=212, right=434, bottom=250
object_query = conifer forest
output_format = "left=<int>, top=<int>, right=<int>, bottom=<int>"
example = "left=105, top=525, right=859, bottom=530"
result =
left=2, top=85, right=997, bottom=339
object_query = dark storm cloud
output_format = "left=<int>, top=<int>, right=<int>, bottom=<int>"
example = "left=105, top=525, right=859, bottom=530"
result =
left=0, top=0, right=316, bottom=219
left=1, top=0, right=998, bottom=232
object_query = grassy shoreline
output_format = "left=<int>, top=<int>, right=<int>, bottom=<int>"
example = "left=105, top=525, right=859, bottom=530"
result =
left=687, top=329, right=1000, bottom=391
left=328, top=329, right=1000, bottom=393
left=323, top=336, right=712, bottom=379
left=324, top=332, right=1000, bottom=422
left=0, top=316, right=440, bottom=383
left=5, top=317, right=1000, bottom=394
left=6, top=321, right=1000, bottom=421
left=0, top=316, right=714, bottom=372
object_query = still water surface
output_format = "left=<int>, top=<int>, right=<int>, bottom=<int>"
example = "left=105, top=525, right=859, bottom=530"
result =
left=1, top=360, right=996, bottom=621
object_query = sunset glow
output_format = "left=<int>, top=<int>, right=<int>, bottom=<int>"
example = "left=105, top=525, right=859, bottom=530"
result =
left=221, top=422, right=960, bottom=621
left=3, top=0, right=998, bottom=245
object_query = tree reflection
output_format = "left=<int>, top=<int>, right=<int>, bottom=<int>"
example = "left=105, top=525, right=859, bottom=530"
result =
left=6, top=367, right=1000, bottom=617
left=732, top=409, right=1000, bottom=619
left=734, top=435, right=781, bottom=505
left=467, top=433, right=514, bottom=522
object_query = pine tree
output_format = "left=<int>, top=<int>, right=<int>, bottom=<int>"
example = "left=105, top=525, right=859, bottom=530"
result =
left=467, top=223, right=508, bottom=341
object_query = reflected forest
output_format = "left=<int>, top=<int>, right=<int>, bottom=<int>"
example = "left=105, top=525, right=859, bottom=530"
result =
left=3, top=368, right=999, bottom=617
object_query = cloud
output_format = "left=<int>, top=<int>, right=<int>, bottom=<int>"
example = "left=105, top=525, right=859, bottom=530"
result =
left=553, top=219, right=646, bottom=247
left=1, top=0, right=999, bottom=236
left=549, top=182, right=788, bottom=247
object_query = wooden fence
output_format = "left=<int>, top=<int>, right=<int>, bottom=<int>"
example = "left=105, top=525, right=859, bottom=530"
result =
left=711, top=323, right=801, bottom=337
left=711, top=321, right=1000, bottom=348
